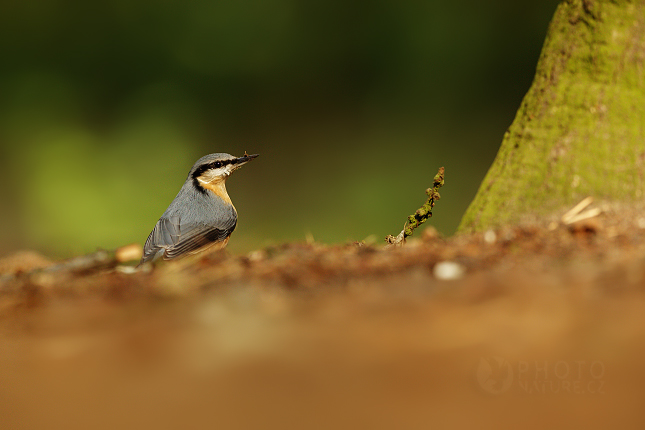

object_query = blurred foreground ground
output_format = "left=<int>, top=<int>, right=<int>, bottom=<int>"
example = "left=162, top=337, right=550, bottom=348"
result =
left=1, top=203, right=645, bottom=429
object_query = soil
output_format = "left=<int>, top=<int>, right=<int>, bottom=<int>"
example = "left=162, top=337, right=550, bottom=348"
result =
left=1, top=204, right=645, bottom=429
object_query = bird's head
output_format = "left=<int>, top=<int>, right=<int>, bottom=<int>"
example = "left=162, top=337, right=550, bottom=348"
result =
left=190, top=152, right=259, bottom=189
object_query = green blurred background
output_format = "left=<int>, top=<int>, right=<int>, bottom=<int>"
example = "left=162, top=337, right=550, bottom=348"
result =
left=0, top=0, right=559, bottom=258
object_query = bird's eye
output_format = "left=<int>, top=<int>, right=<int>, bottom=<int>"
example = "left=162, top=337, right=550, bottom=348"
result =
left=214, top=161, right=222, bottom=168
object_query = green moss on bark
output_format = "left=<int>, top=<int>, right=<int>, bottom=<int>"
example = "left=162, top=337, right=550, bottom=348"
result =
left=459, top=0, right=645, bottom=232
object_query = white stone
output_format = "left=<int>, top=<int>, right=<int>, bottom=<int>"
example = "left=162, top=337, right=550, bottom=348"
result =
left=484, top=229, right=497, bottom=244
left=433, top=261, right=465, bottom=280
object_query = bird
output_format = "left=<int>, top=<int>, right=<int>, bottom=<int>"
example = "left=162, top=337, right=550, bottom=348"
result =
left=139, top=152, right=259, bottom=265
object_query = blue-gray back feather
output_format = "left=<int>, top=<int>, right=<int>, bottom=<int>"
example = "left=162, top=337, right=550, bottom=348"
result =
left=140, top=176, right=237, bottom=264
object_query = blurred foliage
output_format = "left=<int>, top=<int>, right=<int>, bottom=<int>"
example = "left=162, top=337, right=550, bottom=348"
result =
left=0, top=0, right=560, bottom=258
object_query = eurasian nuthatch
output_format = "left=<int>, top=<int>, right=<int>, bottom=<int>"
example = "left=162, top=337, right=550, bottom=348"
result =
left=139, top=152, right=259, bottom=265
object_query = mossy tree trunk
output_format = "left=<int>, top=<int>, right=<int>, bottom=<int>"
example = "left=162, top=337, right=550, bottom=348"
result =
left=459, top=0, right=645, bottom=232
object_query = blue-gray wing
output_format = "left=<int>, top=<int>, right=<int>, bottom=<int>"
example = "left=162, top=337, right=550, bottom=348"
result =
left=140, top=215, right=236, bottom=264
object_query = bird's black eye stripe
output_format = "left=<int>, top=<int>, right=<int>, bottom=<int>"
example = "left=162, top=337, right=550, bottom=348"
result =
left=191, top=159, right=233, bottom=180
left=209, top=159, right=232, bottom=169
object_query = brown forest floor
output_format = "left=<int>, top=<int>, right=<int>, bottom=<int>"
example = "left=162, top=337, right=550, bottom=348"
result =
left=2, top=203, right=645, bottom=429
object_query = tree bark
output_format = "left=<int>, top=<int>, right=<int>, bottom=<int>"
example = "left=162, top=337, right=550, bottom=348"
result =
left=459, top=0, right=645, bottom=232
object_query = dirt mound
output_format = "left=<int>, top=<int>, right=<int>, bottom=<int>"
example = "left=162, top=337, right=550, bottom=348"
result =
left=1, top=208, right=645, bottom=429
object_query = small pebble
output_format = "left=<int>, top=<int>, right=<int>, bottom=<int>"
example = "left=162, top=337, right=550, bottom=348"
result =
left=115, top=266, right=138, bottom=274
left=638, top=218, right=645, bottom=229
left=433, top=261, right=465, bottom=280
left=483, top=230, right=497, bottom=244
left=247, top=250, right=266, bottom=262
left=115, top=243, right=143, bottom=263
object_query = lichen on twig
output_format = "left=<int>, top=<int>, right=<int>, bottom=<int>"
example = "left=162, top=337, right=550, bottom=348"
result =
left=385, top=167, right=445, bottom=245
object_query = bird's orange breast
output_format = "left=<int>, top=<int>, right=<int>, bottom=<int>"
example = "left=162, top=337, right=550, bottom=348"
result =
left=199, top=179, right=234, bottom=207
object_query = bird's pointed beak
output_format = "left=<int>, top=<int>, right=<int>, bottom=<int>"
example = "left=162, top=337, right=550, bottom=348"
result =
left=232, top=153, right=259, bottom=168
